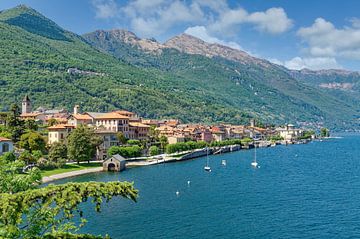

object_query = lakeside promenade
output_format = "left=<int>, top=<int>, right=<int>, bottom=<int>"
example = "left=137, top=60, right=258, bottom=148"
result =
left=43, top=139, right=312, bottom=183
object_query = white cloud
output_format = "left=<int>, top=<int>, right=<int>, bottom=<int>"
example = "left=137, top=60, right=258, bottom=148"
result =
left=297, top=18, right=360, bottom=60
left=92, top=0, right=118, bottom=19
left=247, top=8, right=293, bottom=34
left=270, top=56, right=342, bottom=70
left=91, top=1, right=293, bottom=38
left=210, top=7, right=293, bottom=35
left=123, top=0, right=205, bottom=37
left=185, top=26, right=243, bottom=50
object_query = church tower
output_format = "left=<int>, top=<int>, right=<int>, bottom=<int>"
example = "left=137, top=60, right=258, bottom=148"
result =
left=22, top=95, right=32, bottom=114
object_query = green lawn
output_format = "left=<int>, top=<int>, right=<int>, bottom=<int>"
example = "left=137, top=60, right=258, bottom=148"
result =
left=41, top=162, right=102, bottom=177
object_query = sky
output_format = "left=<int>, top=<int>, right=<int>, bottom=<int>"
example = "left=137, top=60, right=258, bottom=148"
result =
left=1, top=0, right=360, bottom=71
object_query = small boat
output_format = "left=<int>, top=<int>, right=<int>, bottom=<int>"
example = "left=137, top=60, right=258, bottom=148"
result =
left=204, top=147, right=211, bottom=172
left=221, top=160, right=227, bottom=166
left=251, top=144, right=259, bottom=168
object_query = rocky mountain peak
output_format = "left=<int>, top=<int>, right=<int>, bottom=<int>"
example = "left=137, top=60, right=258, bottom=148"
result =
left=164, top=33, right=271, bottom=67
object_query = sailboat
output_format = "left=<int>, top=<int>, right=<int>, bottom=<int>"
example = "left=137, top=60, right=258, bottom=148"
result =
left=251, top=144, right=259, bottom=168
left=204, top=147, right=211, bottom=172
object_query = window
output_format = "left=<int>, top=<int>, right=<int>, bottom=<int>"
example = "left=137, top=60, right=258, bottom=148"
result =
left=2, top=143, right=9, bottom=153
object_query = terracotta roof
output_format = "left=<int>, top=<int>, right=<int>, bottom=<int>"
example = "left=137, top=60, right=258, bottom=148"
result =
left=92, top=112, right=129, bottom=119
left=114, top=110, right=135, bottom=115
left=0, top=137, right=11, bottom=142
left=21, top=113, right=42, bottom=117
left=129, top=122, right=150, bottom=128
left=72, top=114, right=93, bottom=120
left=48, top=124, right=75, bottom=130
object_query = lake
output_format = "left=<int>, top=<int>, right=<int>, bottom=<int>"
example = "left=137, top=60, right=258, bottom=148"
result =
left=54, top=134, right=360, bottom=238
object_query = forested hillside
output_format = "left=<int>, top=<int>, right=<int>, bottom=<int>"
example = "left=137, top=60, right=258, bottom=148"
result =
left=0, top=5, right=359, bottom=129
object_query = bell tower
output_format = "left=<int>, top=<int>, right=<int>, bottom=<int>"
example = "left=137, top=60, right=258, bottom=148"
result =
left=22, top=95, right=32, bottom=114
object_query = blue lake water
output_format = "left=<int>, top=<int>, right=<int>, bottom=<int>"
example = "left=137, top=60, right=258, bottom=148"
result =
left=54, top=135, right=360, bottom=238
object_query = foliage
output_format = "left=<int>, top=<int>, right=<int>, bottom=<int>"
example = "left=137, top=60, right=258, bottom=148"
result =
left=46, top=141, right=68, bottom=168
left=107, top=145, right=142, bottom=158
left=127, top=139, right=140, bottom=146
left=6, top=104, right=24, bottom=142
left=67, top=125, right=102, bottom=164
left=19, top=131, right=46, bottom=153
left=116, top=132, right=128, bottom=145
left=270, top=135, right=284, bottom=141
left=320, top=128, right=330, bottom=138
left=165, top=140, right=209, bottom=154
left=298, top=130, right=315, bottom=140
left=0, top=155, right=41, bottom=194
left=240, top=137, right=253, bottom=145
left=24, top=119, right=38, bottom=131
left=149, top=145, right=159, bottom=156
left=159, top=136, right=168, bottom=151
left=18, top=150, right=37, bottom=164
left=0, top=181, right=138, bottom=238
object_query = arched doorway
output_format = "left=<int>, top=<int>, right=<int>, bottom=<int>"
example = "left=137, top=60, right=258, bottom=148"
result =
left=108, top=163, right=116, bottom=171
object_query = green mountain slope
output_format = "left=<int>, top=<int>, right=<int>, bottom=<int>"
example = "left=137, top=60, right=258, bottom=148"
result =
left=83, top=30, right=360, bottom=129
left=0, top=5, right=359, bottom=129
left=0, top=5, right=251, bottom=124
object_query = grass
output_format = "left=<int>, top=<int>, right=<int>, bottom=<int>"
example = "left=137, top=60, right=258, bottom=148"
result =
left=41, top=162, right=102, bottom=177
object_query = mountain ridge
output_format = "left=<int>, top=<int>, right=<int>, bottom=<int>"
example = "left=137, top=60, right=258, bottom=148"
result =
left=1, top=5, right=359, bottom=129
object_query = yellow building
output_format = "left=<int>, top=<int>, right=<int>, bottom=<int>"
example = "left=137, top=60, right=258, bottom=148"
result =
left=48, top=124, right=75, bottom=144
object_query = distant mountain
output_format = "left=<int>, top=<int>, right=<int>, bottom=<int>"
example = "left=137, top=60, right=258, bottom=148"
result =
left=83, top=29, right=360, bottom=129
left=0, top=5, right=359, bottom=129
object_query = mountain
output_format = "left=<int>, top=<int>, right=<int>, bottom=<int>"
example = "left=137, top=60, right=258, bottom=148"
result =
left=1, top=5, right=359, bottom=129
left=83, top=29, right=360, bottom=129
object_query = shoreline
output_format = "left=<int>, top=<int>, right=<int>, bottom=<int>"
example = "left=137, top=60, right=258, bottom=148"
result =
left=42, top=139, right=312, bottom=183
left=42, top=167, right=103, bottom=183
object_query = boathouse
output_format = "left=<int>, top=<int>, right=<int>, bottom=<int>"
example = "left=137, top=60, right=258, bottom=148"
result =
left=103, top=154, right=126, bottom=172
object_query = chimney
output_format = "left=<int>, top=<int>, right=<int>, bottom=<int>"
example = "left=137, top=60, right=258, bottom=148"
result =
left=74, top=105, right=79, bottom=115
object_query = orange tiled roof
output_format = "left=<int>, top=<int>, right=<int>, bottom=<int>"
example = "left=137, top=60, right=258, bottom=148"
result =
left=129, top=122, right=150, bottom=128
left=94, top=112, right=129, bottom=119
left=114, top=110, right=135, bottom=115
left=72, top=114, right=93, bottom=120
left=0, top=137, right=11, bottom=142
left=20, top=113, right=42, bottom=117
left=48, top=124, right=75, bottom=130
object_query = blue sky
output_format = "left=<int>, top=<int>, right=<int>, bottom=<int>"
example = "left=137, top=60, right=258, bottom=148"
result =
left=1, top=0, right=360, bottom=71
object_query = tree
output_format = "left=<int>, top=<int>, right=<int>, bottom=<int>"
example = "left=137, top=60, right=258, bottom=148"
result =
left=149, top=145, right=159, bottom=156
left=6, top=104, right=24, bottom=142
left=67, top=125, right=102, bottom=164
left=148, top=125, right=159, bottom=142
left=18, top=150, right=37, bottom=165
left=107, top=145, right=142, bottom=158
left=19, top=131, right=46, bottom=153
left=320, top=128, right=330, bottom=138
left=127, top=139, right=141, bottom=146
left=48, top=141, right=68, bottom=167
left=47, top=118, right=59, bottom=126
left=24, top=119, right=38, bottom=131
left=159, top=135, right=168, bottom=151
left=116, top=132, right=127, bottom=145
left=0, top=181, right=137, bottom=238
left=0, top=154, right=138, bottom=238
left=0, top=156, right=41, bottom=194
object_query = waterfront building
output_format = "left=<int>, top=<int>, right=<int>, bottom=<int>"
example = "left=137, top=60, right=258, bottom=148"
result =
left=276, top=124, right=304, bottom=141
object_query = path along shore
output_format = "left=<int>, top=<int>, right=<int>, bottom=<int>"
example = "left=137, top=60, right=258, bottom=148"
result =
left=42, top=167, right=103, bottom=183
left=43, top=139, right=312, bottom=183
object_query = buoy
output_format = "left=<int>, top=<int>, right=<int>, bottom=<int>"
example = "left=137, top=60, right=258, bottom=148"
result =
left=176, top=191, right=180, bottom=196
left=187, top=181, right=191, bottom=185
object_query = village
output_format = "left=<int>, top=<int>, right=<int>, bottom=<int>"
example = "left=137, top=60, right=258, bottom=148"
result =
left=0, top=95, right=314, bottom=163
